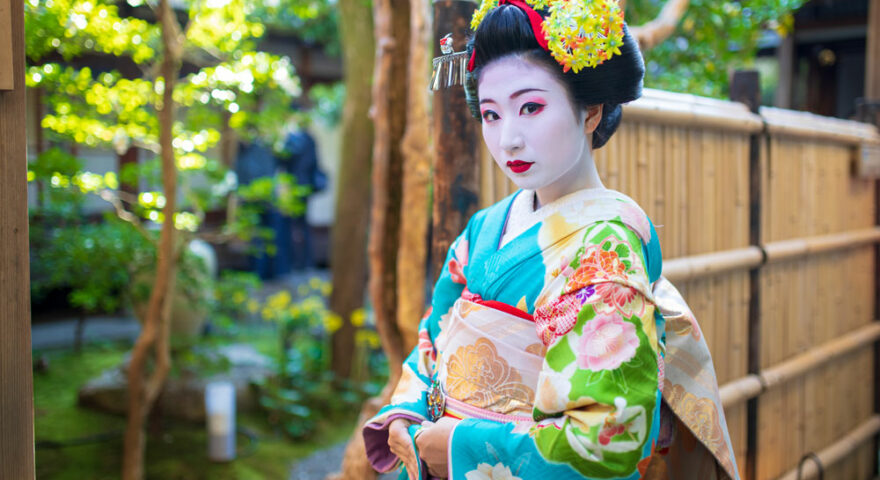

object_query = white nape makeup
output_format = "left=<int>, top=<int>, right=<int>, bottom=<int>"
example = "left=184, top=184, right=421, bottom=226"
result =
left=477, top=55, right=603, bottom=208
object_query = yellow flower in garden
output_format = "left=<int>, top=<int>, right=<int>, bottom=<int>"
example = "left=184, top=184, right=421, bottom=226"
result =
left=232, top=291, right=246, bottom=305
left=351, top=308, right=367, bottom=327
left=266, top=290, right=292, bottom=310
left=261, top=306, right=274, bottom=321
left=288, top=305, right=302, bottom=318
left=323, top=313, right=343, bottom=333
left=356, top=330, right=381, bottom=349
left=246, top=299, right=259, bottom=314
left=320, top=282, right=332, bottom=296
left=309, top=277, right=322, bottom=290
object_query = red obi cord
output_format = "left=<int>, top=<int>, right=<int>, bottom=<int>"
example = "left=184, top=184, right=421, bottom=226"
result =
left=461, top=288, right=534, bottom=322
left=467, top=0, right=548, bottom=72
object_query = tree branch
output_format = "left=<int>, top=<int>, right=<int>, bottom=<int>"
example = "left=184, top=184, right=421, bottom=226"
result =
left=629, top=0, right=690, bottom=51
left=98, top=189, right=158, bottom=247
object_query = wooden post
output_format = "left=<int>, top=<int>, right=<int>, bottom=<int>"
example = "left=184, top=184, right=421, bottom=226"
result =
left=0, top=0, right=14, bottom=90
left=775, top=34, right=794, bottom=109
left=431, top=0, right=480, bottom=281
left=866, top=1, right=880, bottom=475
left=730, top=69, right=761, bottom=480
left=0, top=0, right=35, bottom=477
left=867, top=0, right=879, bottom=103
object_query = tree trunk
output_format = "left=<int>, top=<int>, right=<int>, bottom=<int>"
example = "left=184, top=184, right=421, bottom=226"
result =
left=329, top=0, right=376, bottom=380
left=121, top=1, right=181, bottom=478
left=396, top=0, right=432, bottom=354
left=327, top=0, right=411, bottom=477
left=367, top=0, right=411, bottom=394
left=431, top=0, right=481, bottom=281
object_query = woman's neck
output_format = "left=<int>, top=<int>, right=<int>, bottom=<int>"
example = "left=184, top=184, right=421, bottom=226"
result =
left=534, top=153, right=604, bottom=209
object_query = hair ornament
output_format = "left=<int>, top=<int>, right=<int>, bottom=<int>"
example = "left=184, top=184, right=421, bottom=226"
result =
left=431, top=33, right=470, bottom=90
left=471, top=0, right=626, bottom=73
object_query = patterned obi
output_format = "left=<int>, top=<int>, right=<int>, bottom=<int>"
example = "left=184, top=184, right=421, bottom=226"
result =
left=431, top=297, right=543, bottom=425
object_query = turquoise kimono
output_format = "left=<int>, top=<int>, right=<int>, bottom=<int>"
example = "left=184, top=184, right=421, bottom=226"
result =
left=364, top=188, right=667, bottom=479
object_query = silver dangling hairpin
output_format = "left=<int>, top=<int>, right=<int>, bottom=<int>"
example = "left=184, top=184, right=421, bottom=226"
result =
left=431, top=33, right=469, bottom=91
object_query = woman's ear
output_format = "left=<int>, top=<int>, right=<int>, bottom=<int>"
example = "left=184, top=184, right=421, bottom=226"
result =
left=584, top=104, right=603, bottom=135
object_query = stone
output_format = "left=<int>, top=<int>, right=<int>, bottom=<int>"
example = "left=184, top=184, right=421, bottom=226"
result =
left=77, top=343, right=273, bottom=422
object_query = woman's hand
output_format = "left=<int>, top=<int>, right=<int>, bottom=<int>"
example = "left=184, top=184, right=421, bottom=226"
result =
left=415, top=417, right=460, bottom=478
left=388, top=418, right=419, bottom=480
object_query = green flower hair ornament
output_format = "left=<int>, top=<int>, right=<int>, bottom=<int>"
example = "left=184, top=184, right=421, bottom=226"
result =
left=470, top=0, right=626, bottom=73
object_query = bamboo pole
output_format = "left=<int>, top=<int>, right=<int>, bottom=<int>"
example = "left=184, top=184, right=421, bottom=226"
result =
left=663, top=247, right=763, bottom=283
left=775, top=416, right=880, bottom=480
left=761, top=106, right=880, bottom=146
left=623, top=89, right=764, bottom=134
left=660, top=227, right=880, bottom=283
left=719, top=322, right=880, bottom=408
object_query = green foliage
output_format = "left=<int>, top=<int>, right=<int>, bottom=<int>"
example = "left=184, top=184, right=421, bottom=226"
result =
left=253, top=281, right=385, bottom=439
left=252, top=0, right=340, bottom=55
left=25, top=0, right=310, bottom=237
left=31, top=217, right=153, bottom=313
left=307, top=81, right=345, bottom=126
left=28, top=148, right=147, bottom=314
left=626, top=0, right=806, bottom=98
left=33, top=333, right=360, bottom=480
left=24, top=0, right=319, bottom=318
left=210, top=270, right=264, bottom=331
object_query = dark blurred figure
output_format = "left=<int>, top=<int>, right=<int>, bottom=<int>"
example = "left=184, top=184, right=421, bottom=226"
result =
left=236, top=140, right=291, bottom=280
left=279, top=130, right=327, bottom=270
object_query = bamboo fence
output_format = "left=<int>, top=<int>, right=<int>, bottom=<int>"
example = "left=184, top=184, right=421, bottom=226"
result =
left=479, top=88, right=880, bottom=480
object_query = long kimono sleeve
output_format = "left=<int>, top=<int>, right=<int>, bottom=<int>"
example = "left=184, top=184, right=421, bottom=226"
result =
left=362, top=223, right=472, bottom=474
left=447, top=220, right=662, bottom=480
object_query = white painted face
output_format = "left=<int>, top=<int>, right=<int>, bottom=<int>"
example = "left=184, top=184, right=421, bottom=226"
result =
left=478, top=55, right=599, bottom=203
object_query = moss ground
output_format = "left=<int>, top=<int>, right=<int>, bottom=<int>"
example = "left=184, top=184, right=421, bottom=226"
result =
left=33, top=330, right=357, bottom=480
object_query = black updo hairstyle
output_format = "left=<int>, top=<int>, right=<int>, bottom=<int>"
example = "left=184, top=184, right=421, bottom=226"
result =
left=464, top=4, right=645, bottom=149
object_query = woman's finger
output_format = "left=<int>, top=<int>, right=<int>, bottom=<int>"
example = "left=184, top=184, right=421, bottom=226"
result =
left=388, top=420, right=418, bottom=480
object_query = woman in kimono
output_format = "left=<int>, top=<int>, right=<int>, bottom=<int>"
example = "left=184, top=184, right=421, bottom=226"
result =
left=363, top=1, right=740, bottom=479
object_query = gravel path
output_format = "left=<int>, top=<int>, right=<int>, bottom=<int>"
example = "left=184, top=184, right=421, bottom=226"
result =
left=288, top=441, right=398, bottom=480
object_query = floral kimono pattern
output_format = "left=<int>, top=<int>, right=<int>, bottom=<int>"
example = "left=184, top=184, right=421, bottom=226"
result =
left=362, top=188, right=737, bottom=480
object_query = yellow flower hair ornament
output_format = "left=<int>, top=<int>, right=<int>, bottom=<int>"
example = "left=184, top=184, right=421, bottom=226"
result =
left=469, top=0, right=625, bottom=73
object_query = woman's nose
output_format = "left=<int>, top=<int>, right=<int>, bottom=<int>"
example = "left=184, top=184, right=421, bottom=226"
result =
left=499, top=120, right=524, bottom=153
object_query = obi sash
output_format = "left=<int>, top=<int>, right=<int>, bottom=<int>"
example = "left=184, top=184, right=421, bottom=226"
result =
left=434, top=297, right=543, bottom=423
left=431, top=283, right=740, bottom=480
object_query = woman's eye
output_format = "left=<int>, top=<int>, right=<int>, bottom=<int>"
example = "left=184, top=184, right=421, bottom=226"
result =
left=520, top=102, right=545, bottom=115
left=482, top=110, right=499, bottom=122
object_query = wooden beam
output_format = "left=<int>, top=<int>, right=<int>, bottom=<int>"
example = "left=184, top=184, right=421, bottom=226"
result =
left=0, top=0, right=35, bottom=477
left=0, top=0, right=13, bottom=90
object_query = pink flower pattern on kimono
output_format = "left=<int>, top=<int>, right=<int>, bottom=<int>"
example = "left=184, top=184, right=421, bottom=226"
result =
left=448, top=238, right=470, bottom=285
left=577, top=313, right=640, bottom=371
left=593, top=282, right=646, bottom=318
left=535, top=293, right=582, bottom=346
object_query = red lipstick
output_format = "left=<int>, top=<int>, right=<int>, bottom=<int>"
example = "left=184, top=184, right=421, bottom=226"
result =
left=507, top=160, right=533, bottom=173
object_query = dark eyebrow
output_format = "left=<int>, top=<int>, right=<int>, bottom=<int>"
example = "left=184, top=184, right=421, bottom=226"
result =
left=479, top=88, right=548, bottom=105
